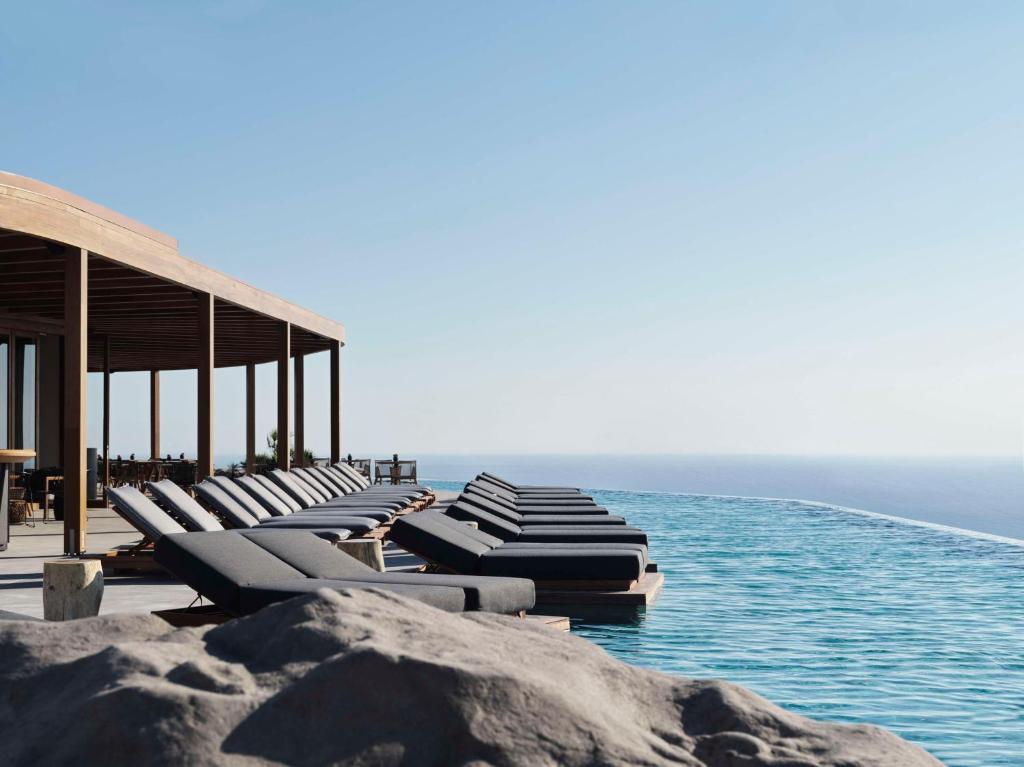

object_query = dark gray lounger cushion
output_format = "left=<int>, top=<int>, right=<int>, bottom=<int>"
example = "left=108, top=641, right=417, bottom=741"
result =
left=307, top=466, right=350, bottom=495
left=444, top=502, right=522, bottom=542
left=479, top=549, right=644, bottom=581
left=286, top=471, right=330, bottom=504
left=461, top=493, right=614, bottom=521
left=269, top=470, right=319, bottom=508
left=148, top=479, right=225, bottom=532
left=238, top=579, right=466, bottom=614
left=468, top=479, right=595, bottom=505
left=258, top=515, right=379, bottom=535
left=241, top=530, right=533, bottom=613
left=253, top=474, right=305, bottom=512
left=193, top=481, right=262, bottom=529
left=107, top=485, right=187, bottom=542
left=517, top=527, right=649, bottom=545
left=207, top=476, right=273, bottom=521
left=389, top=512, right=494, bottom=573
left=236, top=476, right=295, bottom=516
left=154, top=531, right=306, bottom=615
left=292, top=468, right=337, bottom=498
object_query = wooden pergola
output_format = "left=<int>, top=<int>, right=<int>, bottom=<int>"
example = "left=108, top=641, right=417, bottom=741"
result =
left=0, top=172, right=346, bottom=554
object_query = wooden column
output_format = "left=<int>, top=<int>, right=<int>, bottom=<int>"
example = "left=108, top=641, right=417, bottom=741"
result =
left=245, top=363, right=255, bottom=474
left=64, top=249, right=87, bottom=555
left=330, top=340, right=341, bottom=464
left=197, top=293, right=214, bottom=480
left=293, top=353, right=304, bottom=467
left=101, top=336, right=110, bottom=502
left=149, top=370, right=160, bottom=460
left=277, top=322, right=290, bottom=470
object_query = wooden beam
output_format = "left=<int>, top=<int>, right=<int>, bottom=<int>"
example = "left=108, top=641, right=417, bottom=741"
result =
left=102, top=336, right=110, bottom=502
left=245, top=363, right=255, bottom=474
left=277, top=322, right=290, bottom=470
left=0, top=174, right=345, bottom=344
left=197, top=292, right=214, bottom=479
left=330, top=340, right=341, bottom=464
left=294, top=353, right=304, bottom=467
left=150, top=370, right=160, bottom=460
left=63, top=248, right=87, bottom=554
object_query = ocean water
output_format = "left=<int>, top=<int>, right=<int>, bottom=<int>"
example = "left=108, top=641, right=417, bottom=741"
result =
left=426, top=460, right=1024, bottom=766
left=418, top=454, right=1024, bottom=540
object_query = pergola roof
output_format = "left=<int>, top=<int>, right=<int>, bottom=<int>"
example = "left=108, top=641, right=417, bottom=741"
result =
left=0, top=172, right=345, bottom=372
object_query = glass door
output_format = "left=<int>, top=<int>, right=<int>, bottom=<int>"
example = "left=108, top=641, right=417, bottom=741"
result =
left=0, top=330, right=38, bottom=471
left=0, top=333, right=7, bottom=450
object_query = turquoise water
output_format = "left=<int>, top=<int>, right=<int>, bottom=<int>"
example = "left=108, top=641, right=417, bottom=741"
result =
left=431, top=481, right=1024, bottom=766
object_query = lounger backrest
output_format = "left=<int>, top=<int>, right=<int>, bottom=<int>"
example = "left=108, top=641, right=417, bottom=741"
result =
left=334, top=462, right=370, bottom=489
left=269, top=469, right=317, bottom=508
left=444, top=502, right=521, bottom=542
left=147, top=480, right=223, bottom=533
left=207, top=476, right=272, bottom=521
left=292, top=468, right=337, bottom=499
left=107, top=485, right=187, bottom=542
left=153, top=530, right=305, bottom=616
left=479, top=472, right=517, bottom=491
left=327, top=460, right=364, bottom=491
left=237, top=529, right=375, bottom=578
left=465, top=487, right=518, bottom=512
left=389, top=511, right=493, bottom=574
left=458, top=492, right=522, bottom=523
left=194, top=480, right=261, bottom=529
left=466, top=480, right=517, bottom=504
left=432, top=512, right=506, bottom=548
left=252, top=475, right=303, bottom=514
left=309, top=466, right=350, bottom=495
left=235, top=476, right=294, bottom=516
left=325, top=466, right=360, bottom=494
left=288, top=470, right=330, bottom=504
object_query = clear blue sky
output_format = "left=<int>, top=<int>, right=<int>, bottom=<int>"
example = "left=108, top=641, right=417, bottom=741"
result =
left=2, top=2, right=1020, bottom=459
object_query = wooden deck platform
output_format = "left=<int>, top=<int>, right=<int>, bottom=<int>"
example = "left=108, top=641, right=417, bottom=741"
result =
left=534, top=571, right=664, bottom=606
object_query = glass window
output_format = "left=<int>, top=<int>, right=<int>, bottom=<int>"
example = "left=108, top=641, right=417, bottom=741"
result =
left=15, top=337, right=36, bottom=469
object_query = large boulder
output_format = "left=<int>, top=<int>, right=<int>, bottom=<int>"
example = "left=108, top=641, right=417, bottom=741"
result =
left=0, top=589, right=941, bottom=766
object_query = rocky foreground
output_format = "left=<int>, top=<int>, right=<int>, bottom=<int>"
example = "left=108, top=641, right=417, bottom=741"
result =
left=0, top=589, right=941, bottom=766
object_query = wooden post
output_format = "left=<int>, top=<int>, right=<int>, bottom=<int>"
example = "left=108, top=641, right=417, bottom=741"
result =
left=64, top=249, right=87, bottom=555
left=293, top=353, right=304, bottom=467
left=102, top=336, right=110, bottom=502
left=149, top=370, right=160, bottom=460
left=197, top=292, right=214, bottom=480
left=330, top=340, right=341, bottom=464
left=245, top=362, right=255, bottom=474
left=277, top=322, right=290, bottom=470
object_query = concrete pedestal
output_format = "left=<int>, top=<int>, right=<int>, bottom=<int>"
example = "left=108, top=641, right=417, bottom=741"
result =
left=43, top=559, right=104, bottom=620
left=335, top=539, right=385, bottom=572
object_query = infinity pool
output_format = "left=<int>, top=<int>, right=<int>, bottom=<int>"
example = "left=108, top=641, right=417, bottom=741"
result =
left=433, top=482, right=1024, bottom=766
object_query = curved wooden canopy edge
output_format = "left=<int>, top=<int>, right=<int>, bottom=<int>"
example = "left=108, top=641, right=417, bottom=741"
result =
left=0, top=171, right=345, bottom=346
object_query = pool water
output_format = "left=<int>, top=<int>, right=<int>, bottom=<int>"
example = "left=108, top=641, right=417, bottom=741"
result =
left=430, top=481, right=1024, bottom=766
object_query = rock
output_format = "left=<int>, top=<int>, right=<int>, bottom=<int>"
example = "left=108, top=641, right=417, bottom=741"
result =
left=0, top=589, right=942, bottom=766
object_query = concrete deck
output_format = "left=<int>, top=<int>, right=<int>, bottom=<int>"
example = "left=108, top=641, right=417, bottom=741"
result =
left=0, top=489, right=455, bottom=620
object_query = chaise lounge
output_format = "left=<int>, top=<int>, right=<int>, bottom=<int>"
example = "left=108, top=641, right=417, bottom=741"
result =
left=390, top=511, right=649, bottom=590
left=154, top=528, right=535, bottom=616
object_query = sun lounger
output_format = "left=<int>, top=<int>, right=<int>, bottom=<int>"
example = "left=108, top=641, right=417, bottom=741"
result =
left=444, top=501, right=649, bottom=545
left=463, top=487, right=608, bottom=515
left=107, top=485, right=189, bottom=543
left=268, top=470, right=403, bottom=516
left=467, top=479, right=598, bottom=507
left=457, top=493, right=626, bottom=526
left=390, top=511, right=647, bottom=588
left=154, top=528, right=535, bottom=615
left=479, top=472, right=581, bottom=493
left=146, top=479, right=357, bottom=540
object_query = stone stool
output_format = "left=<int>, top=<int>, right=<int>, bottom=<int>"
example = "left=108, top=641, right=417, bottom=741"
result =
left=335, top=538, right=385, bottom=572
left=43, top=559, right=104, bottom=620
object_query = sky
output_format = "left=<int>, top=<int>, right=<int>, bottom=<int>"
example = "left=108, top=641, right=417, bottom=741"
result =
left=1, top=2, right=1021, bottom=459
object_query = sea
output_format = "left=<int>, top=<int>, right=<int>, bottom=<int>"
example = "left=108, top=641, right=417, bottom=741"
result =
left=417, top=453, right=1024, bottom=541
left=420, top=455, right=1024, bottom=767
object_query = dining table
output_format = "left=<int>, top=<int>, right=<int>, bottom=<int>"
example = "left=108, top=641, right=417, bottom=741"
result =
left=0, top=449, right=36, bottom=552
